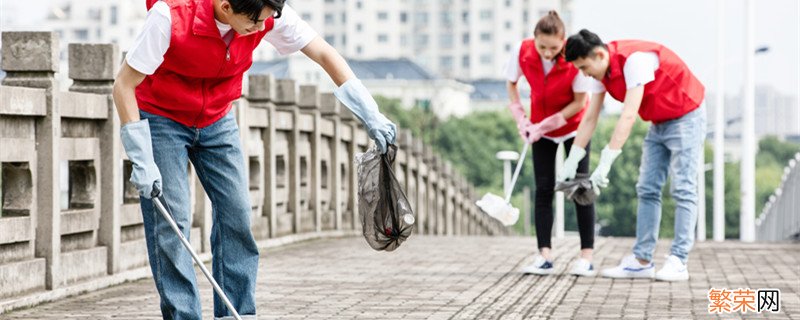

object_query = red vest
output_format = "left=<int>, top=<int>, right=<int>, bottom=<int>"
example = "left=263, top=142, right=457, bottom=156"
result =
left=518, top=39, right=586, bottom=137
left=137, top=0, right=274, bottom=128
left=602, top=40, right=705, bottom=123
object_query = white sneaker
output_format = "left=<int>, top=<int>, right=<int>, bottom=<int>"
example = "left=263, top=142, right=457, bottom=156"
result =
left=521, top=255, right=555, bottom=275
left=655, top=255, right=689, bottom=281
left=569, top=258, right=597, bottom=277
left=600, top=254, right=655, bottom=279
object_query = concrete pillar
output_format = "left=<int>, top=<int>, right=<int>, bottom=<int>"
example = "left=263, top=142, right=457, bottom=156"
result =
left=411, top=138, right=425, bottom=235
left=320, top=92, right=343, bottom=231
left=248, top=74, right=277, bottom=238
left=339, top=107, right=360, bottom=230
left=298, top=85, right=322, bottom=233
left=2, top=31, right=62, bottom=289
left=68, top=43, right=123, bottom=273
left=441, top=161, right=453, bottom=236
left=423, top=145, right=437, bottom=234
left=274, top=79, right=301, bottom=234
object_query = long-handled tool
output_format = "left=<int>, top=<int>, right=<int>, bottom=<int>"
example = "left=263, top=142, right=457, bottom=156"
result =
left=475, top=142, right=529, bottom=226
left=152, top=196, right=243, bottom=320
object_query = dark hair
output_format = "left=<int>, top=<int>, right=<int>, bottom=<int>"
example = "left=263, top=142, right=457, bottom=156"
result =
left=230, top=0, right=286, bottom=22
left=534, top=10, right=565, bottom=37
left=565, top=29, right=606, bottom=62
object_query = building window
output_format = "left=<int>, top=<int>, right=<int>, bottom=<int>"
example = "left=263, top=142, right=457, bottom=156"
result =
left=110, top=6, right=118, bottom=25
left=415, top=34, right=429, bottom=46
left=356, top=46, right=363, bottom=54
left=505, top=0, right=511, bottom=7
left=73, top=29, right=89, bottom=41
left=356, top=23, right=362, bottom=32
left=377, top=34, right=388, bottom=43
left=415, top=12, right=428, bottom=24
left=301, top=13, right=312, bottom=20
left=400, top=35, right=408, bottom=46
left=440, top=11, right=453, bottom=27
left=480, top=10, right=492, bottom=20
left=505, top=43, right=511, bottom=52
left=462, top=33, right=469, bottom=44
left=341, top=13, right=347, bottom=23
left=324, top=35, right=335, bottom=45
left=439, top=34, right=453, bottom=49
left=377, top=12, right=388, bottom=20
left=324, top=13, right=334, bottom=25
left=342, top=34, right=347, bottom=46
left=88, top=8, right=101, bottom=21
left=462, top=55, right=470, bottom=68
left=356, top=1, right=362, bottom=9
left=461, top=11, right=468, bottom=23
left=439, top=56, right=454, bottom=68
left=400, top=12, right=408, bottom=23
left=480, top=33, right=491, bottom=42
left=505, top=21, right=511, bottom=29
left=480, top=54, right=492, bottom=64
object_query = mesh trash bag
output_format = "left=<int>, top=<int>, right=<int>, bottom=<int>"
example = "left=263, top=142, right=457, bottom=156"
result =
left=553, top=173, right=598, bottom=206
left=355, top=144, right=415, bottom=251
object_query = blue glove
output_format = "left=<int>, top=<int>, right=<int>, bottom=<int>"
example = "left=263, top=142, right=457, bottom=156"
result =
left=334, top=78, right=397, bottom=153
left=590, top=146, right=622, bottom=195
left=557, top=146, right=586, bottom=182
left=120, top=119, right=162, bottom=199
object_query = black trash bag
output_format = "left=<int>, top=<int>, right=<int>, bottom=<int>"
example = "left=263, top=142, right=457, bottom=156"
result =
left=554, top=173, right=598, bottom=206
left=355, top=144, right=415, bottom=251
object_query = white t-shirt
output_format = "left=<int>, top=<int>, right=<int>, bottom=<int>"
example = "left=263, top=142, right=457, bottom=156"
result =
left=126, top=1, right=317, bottom=75
left=503, top=41, right=604, bottom=143
left=621, top=51, right=659, bottom=89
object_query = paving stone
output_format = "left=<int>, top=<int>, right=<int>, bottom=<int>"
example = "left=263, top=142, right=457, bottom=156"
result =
left=2, top=236, right=798, bottom=319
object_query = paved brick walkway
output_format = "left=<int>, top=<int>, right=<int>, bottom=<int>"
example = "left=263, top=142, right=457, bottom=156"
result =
left=4, top=236, right=799, bottom=319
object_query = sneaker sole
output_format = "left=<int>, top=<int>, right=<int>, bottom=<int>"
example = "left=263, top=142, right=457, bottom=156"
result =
left=522, top=269, right=555, bottom=275
left=655, top=274, right=689, bottom=281
left=601, top=272, right=655, bottom=279
left=570, top=271, right=597, bottom=277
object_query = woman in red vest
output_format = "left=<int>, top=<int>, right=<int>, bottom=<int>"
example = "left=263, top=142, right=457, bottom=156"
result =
left=562, top=29, right=706, bottom=282
left=505, top=12, right=603, bottom=277
left=112, top=0, right=396, bottom=318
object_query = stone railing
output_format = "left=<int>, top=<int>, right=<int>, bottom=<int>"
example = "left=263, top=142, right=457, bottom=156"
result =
left=0, top=31, right=508, bottom=305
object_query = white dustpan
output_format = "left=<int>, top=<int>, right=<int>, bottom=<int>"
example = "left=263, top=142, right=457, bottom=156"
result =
left=476, top=142, right=529, bottom=226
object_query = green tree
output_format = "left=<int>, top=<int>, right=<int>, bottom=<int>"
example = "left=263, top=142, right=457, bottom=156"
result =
left=376, top=95, right=800, bottom=238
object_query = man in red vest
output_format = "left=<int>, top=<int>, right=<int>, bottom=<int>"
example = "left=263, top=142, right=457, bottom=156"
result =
left=112, top=0, right=396, bottom=318
left=559, top=29, right=706, bottom=282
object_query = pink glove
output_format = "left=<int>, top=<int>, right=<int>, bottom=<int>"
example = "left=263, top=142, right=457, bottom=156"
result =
left=523, top=112, right=567, bottom=143
left=507, top=101, right=530, bottom=141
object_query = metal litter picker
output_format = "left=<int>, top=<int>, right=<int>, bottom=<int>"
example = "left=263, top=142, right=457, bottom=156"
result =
left=475, top=142, right=529, bottom=226
left=152, top=194, right=243, bottom=320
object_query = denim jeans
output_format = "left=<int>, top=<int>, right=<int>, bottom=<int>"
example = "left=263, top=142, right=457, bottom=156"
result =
left=632, top=103, right=706, bottom=265
left=139, top=109, right=259, bottom=320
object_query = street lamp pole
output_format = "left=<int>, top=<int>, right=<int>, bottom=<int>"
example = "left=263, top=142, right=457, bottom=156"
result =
left=740, top=0, right=756, bottom=242
left=713, top=0, right=726, bottom=242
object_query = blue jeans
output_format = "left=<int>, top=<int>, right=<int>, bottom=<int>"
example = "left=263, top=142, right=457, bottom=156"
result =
left=632, top=103, right=706, bottom=265
left=139, top=109, right=259, bottom=320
